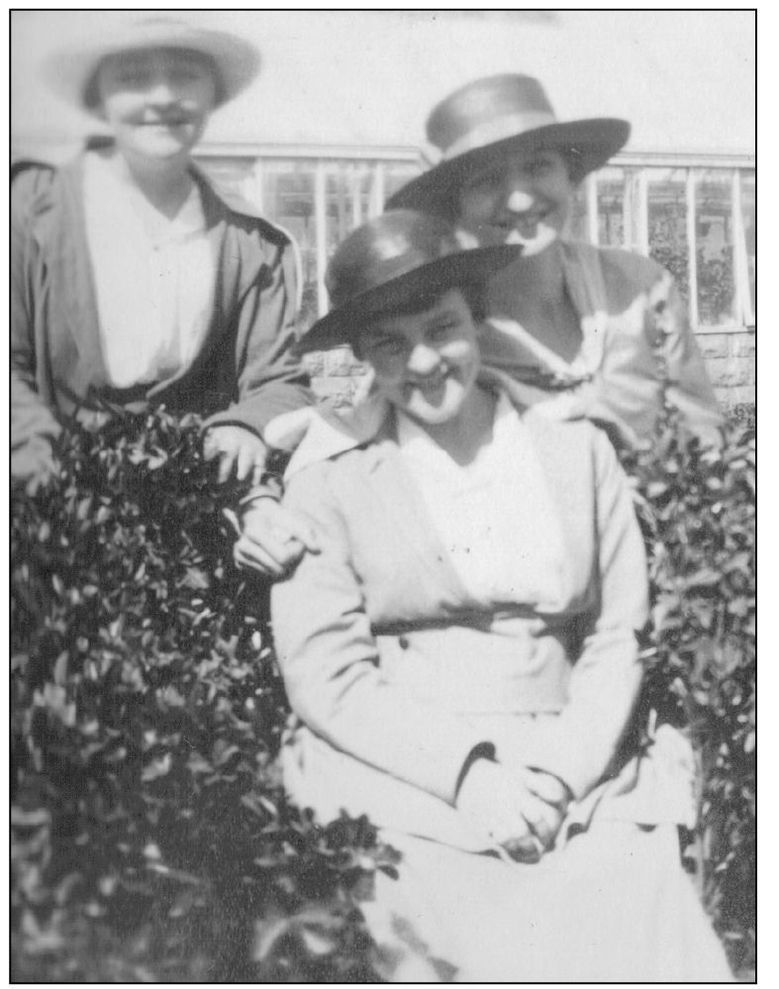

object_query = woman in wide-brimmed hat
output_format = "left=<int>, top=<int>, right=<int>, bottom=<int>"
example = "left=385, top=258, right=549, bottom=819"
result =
left=387, top=74, right=722, bottom=449
left=12, top=14, right=311, bottom=493
left=270, top=209, right=732, bottom=982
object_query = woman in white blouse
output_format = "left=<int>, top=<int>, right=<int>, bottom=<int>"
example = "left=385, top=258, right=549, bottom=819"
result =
left=12, top=16, right=309, bottom=487
left=270, top=210, right=732, bottom=982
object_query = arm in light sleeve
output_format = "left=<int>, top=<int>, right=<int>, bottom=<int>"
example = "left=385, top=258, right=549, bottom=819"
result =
left=205, top=234, right=312, bottom=441
left=11, top=166, right=63, bottom=481
left=270, top=462, right=495, bottom=805
left=521, top=429, right=650, bottom=799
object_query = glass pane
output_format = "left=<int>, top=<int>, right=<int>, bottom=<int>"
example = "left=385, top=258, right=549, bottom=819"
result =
left=741, top=170, right=755, bottom=317
left=647, top=168, right=689, bottom=304
left=262, top=160, right=318, bottom=328
left=566, top=183, right=589, bottom=242
left=696, top=171, right=736, bottom=326
left=195, top=156, right=258, bottom=204
left=325, top=162, right=373, bottom=260
left=596, top=168, right=625, bottom=248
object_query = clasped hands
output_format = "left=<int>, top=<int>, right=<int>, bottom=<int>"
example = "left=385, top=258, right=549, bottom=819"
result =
left=456, top=759, right=571, bottom=862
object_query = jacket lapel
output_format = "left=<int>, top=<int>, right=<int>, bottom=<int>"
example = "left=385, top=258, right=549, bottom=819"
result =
left=561, top=241, right=610, bottom=377
left=358, top=427, right=477, bottom=616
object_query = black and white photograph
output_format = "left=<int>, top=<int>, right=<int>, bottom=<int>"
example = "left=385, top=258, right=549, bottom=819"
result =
left=10, top=8, right=755, bottom=983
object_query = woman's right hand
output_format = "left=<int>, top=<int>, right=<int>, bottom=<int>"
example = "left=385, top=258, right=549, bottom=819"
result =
left=455, top=759, right=566, bottom=860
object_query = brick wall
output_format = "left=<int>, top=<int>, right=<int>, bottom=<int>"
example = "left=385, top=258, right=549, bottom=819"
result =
left=304, top=348, right=369, bottom=408
left=697, top=328, right=756, bottom=410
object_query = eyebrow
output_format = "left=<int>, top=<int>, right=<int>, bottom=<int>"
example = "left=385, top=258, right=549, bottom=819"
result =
left=110, top=49, right=204, bottom=69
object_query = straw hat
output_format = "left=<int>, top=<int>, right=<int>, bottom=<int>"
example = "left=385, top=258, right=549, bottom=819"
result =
left=301, top=210, right=521, bottom=352
left=42, top=15, right=261, bottom=115
left=387, top=74, right=630, bottom=217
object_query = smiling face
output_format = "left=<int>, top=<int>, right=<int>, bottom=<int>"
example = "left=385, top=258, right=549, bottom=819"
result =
left=456, top=147, right=574, bottom=255
left=357, top=288, right=482, bottom=430
left=95, top=47, right=217, bottom=168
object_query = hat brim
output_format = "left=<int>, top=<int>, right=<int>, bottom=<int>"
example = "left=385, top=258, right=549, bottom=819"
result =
left=386, top=118, right=630, bottom=217
left=300, top=244, right=522, bottom=352
left=42, top=20, right=261, bottom=114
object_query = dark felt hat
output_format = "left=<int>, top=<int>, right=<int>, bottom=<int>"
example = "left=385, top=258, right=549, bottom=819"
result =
left=387, top=74, right=630, bottom=218
left=300, top=210, right=521, bottom=352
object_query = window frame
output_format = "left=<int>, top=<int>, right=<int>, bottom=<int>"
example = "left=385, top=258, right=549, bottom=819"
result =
left=195, top=143, right=754, bottom=333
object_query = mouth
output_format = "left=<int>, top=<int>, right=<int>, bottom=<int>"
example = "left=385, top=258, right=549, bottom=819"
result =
left=139, top=117, right=192, bottom=129
left=405, top=370, right=451, bottom=399
left=496, top=210, right=550, bottom=240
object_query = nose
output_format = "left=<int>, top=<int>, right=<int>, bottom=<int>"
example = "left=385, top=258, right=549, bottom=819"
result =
left=146, top=74, right=178, bottom=104
left=498, top=166, right=536, bottom=213
left=407, top=342, right=441, bottom=377
left=505, top=187, right=535, bottom=212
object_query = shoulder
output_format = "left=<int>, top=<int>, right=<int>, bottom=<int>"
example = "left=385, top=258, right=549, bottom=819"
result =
left=283, top=442, right=377, bottom=514
left=522, top=404, right=600, bottom=448
left=521, top=408, right=614, bottom=479
left=565, top=240, right=668, bottom=294
left=194, top=168, right=292, bottom=249
left=11, top=159, right=59, bottom=217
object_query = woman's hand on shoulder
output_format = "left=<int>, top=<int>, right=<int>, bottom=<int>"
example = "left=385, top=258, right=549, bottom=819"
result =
left=203, top=424, right=269, bottom=486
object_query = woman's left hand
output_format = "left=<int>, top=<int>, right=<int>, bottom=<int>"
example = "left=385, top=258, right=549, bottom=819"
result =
left=501, top=768, right=572, bottom=861
left=518, top=767, right=572, bottom=813
left=203, top=425, right=268, bottom=485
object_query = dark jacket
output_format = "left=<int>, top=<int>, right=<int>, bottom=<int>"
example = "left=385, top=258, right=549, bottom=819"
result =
left=11, top=152, right=311, bottom=479
left=480, top=241, right=723, bottom=449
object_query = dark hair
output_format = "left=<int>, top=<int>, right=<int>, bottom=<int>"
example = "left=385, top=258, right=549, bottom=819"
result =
left=83, top=47, right=223, bottom=111
left=351, top=279, right=488, bottom=356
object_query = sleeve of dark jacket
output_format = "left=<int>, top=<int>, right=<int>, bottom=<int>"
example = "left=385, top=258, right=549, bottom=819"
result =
left=11, top=163, right=63, bottom=481
left=204, top=211, right=312, bottom=440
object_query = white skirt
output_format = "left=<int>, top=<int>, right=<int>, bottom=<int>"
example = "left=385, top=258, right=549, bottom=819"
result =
left=361, top=822, right=733, bottom=983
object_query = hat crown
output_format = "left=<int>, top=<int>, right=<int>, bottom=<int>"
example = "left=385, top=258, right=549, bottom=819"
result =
left=326, top=211, right=460, bottom=309
left=427, top=74, right=557, bottom=158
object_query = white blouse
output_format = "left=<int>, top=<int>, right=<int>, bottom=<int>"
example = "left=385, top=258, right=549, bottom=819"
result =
left=83, top=152, right=216, bottom=389
left=397, top=393, right=567, bottom=606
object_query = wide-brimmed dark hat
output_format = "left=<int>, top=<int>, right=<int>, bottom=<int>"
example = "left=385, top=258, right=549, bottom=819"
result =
left=42, top=15, right=261, bottom=115
left=387, top=74, right=630, bottom=218
left=300, top=210, right=522, bottom=352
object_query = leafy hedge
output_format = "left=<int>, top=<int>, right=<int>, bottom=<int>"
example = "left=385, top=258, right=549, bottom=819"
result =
left=11, top=405, right=754, bottom=980
left=620, top=410, right=755, bottom=977
left=10, top=410, right=398, bottom=982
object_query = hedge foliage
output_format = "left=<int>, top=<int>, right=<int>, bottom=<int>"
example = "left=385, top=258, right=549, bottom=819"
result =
left=11, top=404, right=754, bottom=980
left=10, top=410, right=398, bottom=982
left=619, top=411, right=755, bottom=976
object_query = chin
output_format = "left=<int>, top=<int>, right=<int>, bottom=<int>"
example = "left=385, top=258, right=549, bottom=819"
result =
left=402, top=393, right=465, bottom=427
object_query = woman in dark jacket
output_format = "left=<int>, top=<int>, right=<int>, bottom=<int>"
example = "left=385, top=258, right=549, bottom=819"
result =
left=11, top=16, right=310, bottom=486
